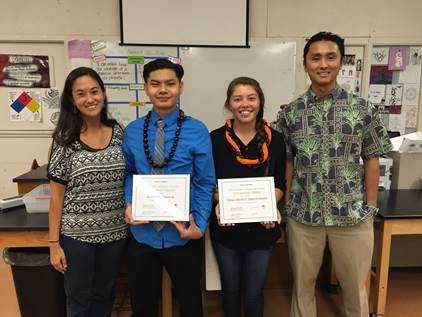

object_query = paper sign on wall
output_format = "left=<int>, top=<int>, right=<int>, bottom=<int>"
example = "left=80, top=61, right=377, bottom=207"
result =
left=402, top=84, right=420, bottom=106
left=370, top=66, right=393, bottom=85
left=9, top=90, right=42, bottom=122
left=368, top=85, right=386, bottom=104
left=403, top=105, right=418, bottom=128
left=41, top=88, right=60, bottom=127
left=388, top=47, right=406, bottom=71
left=385, top=84, right=403, bottom=106
left=409, top=47, right=422, bottom=65
left=389, top=113, right=406, bottom=135
left=371, top=47, right=389, bottom=65
left=397, top=64, right=422, bottom=84
left=0, top=54, right=50, bottom=88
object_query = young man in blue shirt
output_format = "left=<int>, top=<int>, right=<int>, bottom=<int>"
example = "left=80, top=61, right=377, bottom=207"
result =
left=123, top=59, right=215, bottom=317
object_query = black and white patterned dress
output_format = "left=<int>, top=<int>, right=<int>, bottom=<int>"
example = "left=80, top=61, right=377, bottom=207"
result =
left=48, top=124, right=127, bottom=243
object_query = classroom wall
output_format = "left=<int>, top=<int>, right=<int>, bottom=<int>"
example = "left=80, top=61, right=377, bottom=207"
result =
left=1, top=0, right=422, bottom=266
left=266, top=0, right=422, bottom=38
left=2, top=0, right=120, bottom=37
left=4, top=0, right=422, bottom=39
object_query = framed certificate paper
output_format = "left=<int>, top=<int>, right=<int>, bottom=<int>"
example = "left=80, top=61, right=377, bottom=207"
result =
left=132, top=175, right=190, bottom=221
left=218, top=177, right=277, bottom=224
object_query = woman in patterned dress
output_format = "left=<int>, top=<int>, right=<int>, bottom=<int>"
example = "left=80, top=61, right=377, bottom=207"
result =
left=47, top=67, right=127, bottom=317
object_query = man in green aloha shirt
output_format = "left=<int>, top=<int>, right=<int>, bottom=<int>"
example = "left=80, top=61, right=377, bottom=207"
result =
left=276, top=32, right=393, bottom=317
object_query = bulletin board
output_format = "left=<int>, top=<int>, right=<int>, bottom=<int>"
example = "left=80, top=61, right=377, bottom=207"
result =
left=368, top=45, right=422, bottom=135
left=0, top=41, right=67, bottom=133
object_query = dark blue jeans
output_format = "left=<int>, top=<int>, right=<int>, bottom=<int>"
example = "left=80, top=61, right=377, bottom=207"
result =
left=60, top=235, right=127, bottom=317
left=212, top=241, right=273, bottom=317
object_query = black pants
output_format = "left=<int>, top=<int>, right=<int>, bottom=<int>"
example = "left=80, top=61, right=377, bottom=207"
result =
left=127, top=233, right=203, bottom=317
left=61, top=235, right=127, bottom=317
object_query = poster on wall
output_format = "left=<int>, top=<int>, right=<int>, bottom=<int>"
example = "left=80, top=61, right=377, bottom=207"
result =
left=41, top=88, right=60, bottom=127
left=389, top=113, right=406, bottom=135
left=396, top=64, right=422, bottom=83
left=371, top=47, right=389, bottom=65
left=388, top=47, right=407, bottom=71
left=368, top=84, right=386, bottom=104
left=385, top=84, right=403, bottom=106
left=370, top=66, right=393, bottom=84
left=409, top=47, right=422, bottom=65
left=8, top=90, right=42, bottom=122
left=402, top=83, right=420, bottom=106
left=403, top=105, right=418, bottom=128
left=0, top=54, right=50, bottom=88
left=337, top=53, right=363, bottom=95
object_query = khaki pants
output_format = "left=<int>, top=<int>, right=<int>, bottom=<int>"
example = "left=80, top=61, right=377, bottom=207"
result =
left=287, top=217, right=374, bottom=317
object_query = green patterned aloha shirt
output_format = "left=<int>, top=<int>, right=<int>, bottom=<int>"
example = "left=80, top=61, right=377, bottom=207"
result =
left=276, top=85, right=393, bottom=226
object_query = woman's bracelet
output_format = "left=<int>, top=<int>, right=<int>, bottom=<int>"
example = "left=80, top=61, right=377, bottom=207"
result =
left=48, top=239, right=59, bottom=243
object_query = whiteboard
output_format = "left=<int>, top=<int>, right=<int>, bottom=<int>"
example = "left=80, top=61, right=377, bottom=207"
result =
left=180, top=39, right=296, bottom=131
left=120, top=0, right=248, bottom=47
left=0, top=39, right=296, bottom=134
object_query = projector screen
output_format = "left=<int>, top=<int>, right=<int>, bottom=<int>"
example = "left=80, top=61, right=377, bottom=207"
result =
left=120, top=0, right=249, bottom=47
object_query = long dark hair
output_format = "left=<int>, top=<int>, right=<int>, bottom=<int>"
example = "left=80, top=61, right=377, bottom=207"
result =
left=52, top=67, right=116, bottom=145
left=224, top=76, right=268, bottom=156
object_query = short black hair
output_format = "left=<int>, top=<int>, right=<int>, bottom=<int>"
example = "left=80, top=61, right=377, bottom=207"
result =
left=142, top=58, right=184, bottom=82
left=303, top=32, right=345, bottom=65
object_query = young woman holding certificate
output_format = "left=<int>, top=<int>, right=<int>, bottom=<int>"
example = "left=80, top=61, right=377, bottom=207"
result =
left=47, top=67, right=127, bottom=317
left=210, top=77, right=286, bottom=317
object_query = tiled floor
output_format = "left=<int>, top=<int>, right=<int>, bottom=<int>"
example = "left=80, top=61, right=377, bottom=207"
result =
left=2, top=249, right=422, bottom=316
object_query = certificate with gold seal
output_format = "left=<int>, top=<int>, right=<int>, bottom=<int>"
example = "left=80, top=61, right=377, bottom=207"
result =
left=218, top=177, right=277, bottom=224
left=132, top=175, right=190, bottom=221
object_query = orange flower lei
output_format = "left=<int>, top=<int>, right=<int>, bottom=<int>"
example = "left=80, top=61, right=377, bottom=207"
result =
left=225, top=119, right=272, bottom=166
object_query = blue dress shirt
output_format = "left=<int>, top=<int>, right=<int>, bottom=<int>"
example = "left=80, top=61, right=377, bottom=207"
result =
left=122, top=108, right=216, bottom=248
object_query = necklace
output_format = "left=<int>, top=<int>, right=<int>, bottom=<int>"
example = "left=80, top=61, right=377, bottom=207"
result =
left=225, top=119, right=272, bottom=166
left=143, top=110, right=185, bottom=169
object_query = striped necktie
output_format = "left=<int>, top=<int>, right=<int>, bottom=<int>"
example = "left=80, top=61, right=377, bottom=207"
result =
left=151, top=119, right=166, bottom=231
